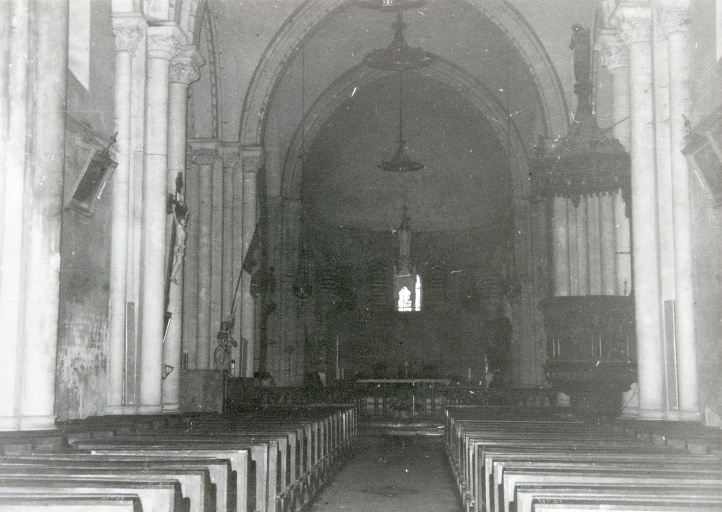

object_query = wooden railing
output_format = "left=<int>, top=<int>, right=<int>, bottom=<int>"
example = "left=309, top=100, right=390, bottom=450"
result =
left=226, top=378, right=559, bottom=419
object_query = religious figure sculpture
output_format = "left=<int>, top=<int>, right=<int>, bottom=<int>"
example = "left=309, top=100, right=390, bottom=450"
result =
left=170, top=202, right=189, bottom=285
left=169, top=172, right=189, bottom=285
left=569, top=23, right=591, bottom=85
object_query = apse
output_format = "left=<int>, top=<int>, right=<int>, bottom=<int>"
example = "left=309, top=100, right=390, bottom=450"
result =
left=301, top=72, right=511, bottom=232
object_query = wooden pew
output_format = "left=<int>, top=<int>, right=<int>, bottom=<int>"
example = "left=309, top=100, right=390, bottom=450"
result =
left=104, top=432, right=287, bottom=512
left=500, top=468, right=722, bottom=512
left=170, top=405, right=357, bottom=510
left=482, top=449, right=720, bottom=512
left=493, top=459, right=722, bottom=512
left=515, top=483, right=722, bottom=512
left=63, top=405, right=356, bottom=512
left=74, top=436, right=278, bottom=512
left=457, top=430, right=652, bottom=511
left=0, top=458, right=219, bottom=512
left=0, top=430, right=65, bottom=455
left=0, top=455, right=234, bottom=512
left=0, top=493, right=143, bottom=512
left=0, top=476, right=188, bottom=512
left=531, top=498, right=722, bottom=512
left=444, top=406, right=722, bottom=512
left=77, top=446, right=251, bottom=512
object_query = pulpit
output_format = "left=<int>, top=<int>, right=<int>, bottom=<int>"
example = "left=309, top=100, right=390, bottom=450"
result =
left=540, top=296, right=636, bottom=418
left=531, top=25, right=634, bottom=420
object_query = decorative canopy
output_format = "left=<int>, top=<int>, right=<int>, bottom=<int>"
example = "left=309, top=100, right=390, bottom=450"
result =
left=531, top=24, right=630, bottom=213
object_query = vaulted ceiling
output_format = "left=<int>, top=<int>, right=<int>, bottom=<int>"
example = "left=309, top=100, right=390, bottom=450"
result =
left=207, top=0, right=584, bottom=231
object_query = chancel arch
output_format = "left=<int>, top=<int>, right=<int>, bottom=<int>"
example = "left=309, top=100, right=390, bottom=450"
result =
left=256, top=27, right=555, bottom=387
left=239, top=0, right=569, bottom=149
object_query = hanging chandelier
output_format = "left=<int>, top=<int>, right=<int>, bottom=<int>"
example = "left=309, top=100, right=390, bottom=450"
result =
left=359, top=2, right=435, bottom=172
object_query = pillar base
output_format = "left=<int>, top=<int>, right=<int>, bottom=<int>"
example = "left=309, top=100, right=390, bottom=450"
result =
left=137, top=404, right=163, bottom=414
left=556, top=392, right=571, bottom=407
left=162, top=403, right=180, bottom=413
left=104, top=405, right=141, bottom=415
left=674, top=409, right=701, bottom=422
left=17, top=415, right=57, bottom=431
left=0, top=417, right=19, bottom=431
left=620, top=406, right=639, bottom=418
left=637, top=408, right=667, bottom=420
left=104, top=405, right=128, bottom=415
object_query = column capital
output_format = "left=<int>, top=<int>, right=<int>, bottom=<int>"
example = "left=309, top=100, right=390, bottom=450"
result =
left=112, top=15, right=146, bottom=54
left=618, top=9, right=652, bottom=46
left=242, top=146, right=265, bottom=174
left=189, top=147, right=217, bottom=167
left=656, top=8, right=689, bottom=38
left=170, top=46, right=204, bottom=85
left=147, top=24, right=184, bottom=61
left=596, top=29, right=629, bottom=71
left=219, top=144, right=241, bottom=170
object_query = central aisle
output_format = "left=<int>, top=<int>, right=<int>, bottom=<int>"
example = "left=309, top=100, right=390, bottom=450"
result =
left=308, top=436, right=462, bottom=512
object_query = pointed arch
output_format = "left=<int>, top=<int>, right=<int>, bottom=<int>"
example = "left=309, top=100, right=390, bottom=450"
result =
left=239, top=0, right=568, bottom=148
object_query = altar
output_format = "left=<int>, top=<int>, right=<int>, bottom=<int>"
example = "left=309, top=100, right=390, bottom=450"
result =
left=355, top=378, right=451, bottom=418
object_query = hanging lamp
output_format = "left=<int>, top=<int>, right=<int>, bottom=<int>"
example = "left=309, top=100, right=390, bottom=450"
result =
left=360, top=3, right=435, bottom=172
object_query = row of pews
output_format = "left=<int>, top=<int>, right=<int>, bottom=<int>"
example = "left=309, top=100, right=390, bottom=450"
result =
left=0, top=404, right=357, bottom=512
left=446, top=406, right=722, bottom=512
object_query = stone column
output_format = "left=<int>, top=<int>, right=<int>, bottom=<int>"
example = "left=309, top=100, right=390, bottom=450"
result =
left=600, top=31, right=637, bottom=413
left=599, top=192, right=617, bottom=295
left=138, top=24, right=182, bottom=414
left=653, top=18, right=676, bottom=303
left=660, top=7, right=699, bottom=420
left=598, top=29, right=632, bottom=297
left=220, top=145, right=241, bottom=375
left=190, top=144, right=217, bottom=369
left=576, top=199, right=589, bottom=295
left=241, top=147, right=264, bottom=378
left=0, top=0, right=9, bottom=258
left=162, top=48, right=202, bottom=411
left=280, top=198, right=302, bottom=386
left=107, top=15, right=144, bottom=415
left=552, top=197, right=570, bottom=296
left=620, top=10, right=665, bottom=418
left=567, top=200, right=579, bottom=295
left=0, top=0, right=31, bottom=430
left=233, top=156, right=245, bottom=371
left=577, top=198, right=590, bottom=296
left=18, top=0, right=69, bottom=429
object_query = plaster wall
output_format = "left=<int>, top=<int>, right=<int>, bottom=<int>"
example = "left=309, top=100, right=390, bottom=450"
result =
left=686, top=1, right=721, bottom=421
left=213, top=0, right=304, bottom=141
left=689, top=0, right=721, bottom=123
left=56, top=3, right=115, bottom=420
left=689, top=169, right=721, bottom=421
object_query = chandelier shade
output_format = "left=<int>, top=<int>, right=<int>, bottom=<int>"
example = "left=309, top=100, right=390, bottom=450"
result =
left=362, top=6, right=433, bottom=173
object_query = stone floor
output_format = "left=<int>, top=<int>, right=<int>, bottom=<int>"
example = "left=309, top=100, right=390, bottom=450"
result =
left=307, top=436, right=463, bottom=512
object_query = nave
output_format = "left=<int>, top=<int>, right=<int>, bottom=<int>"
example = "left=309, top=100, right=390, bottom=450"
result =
left=0, top=404, right=720, bottom=512
left=307, top=436, right=461, bottom=512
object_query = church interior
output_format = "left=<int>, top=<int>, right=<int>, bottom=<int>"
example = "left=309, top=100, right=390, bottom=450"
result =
left=1, top=0, right=721, bottom=510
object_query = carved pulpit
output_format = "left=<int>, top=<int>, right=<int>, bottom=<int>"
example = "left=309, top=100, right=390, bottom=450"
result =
left=531, top=25, right=634, bottom=419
